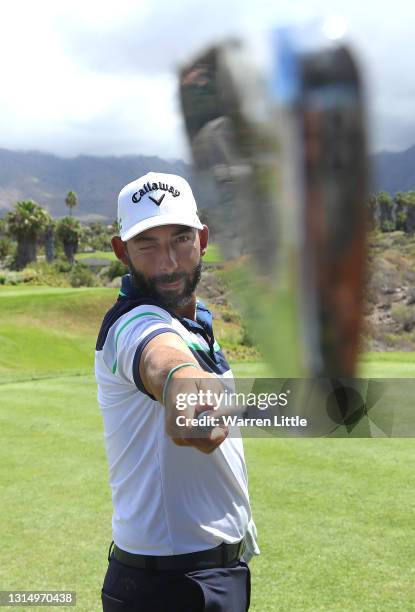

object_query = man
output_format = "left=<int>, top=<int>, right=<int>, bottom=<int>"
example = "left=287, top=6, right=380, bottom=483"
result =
left=95, top=172, right=259, bottom=611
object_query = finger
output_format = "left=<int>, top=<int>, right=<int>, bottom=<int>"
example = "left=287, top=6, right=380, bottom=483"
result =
left=191, top=427, right=229, bottom=453
left=209, top=425, right=229, bottom=443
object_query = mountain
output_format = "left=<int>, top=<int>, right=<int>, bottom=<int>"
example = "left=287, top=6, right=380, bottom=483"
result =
left=0, top=149, right=200, bottom=222
left=0, top=146, right=415, bottom=222
left=372, top=145, right=415, bottom=194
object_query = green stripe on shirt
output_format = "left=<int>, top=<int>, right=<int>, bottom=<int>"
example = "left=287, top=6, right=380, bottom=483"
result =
left=187, top=340, right=221, bottom=353
left=112, top=311, right=169, bottom=373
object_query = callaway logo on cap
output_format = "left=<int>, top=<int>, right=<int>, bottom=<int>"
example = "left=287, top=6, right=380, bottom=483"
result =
left=118, top=172, right=203, bottom=241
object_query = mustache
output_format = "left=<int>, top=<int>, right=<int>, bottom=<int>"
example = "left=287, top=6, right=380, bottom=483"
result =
left=152, top=272, right=186, bottom=284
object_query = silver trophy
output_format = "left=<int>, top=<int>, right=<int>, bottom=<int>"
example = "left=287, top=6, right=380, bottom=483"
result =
left=179, top=24, right=369, bottom=435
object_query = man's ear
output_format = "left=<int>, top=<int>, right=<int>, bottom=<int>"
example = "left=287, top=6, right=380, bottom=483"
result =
left=199, top=225, right=209, bottom=256
left=111, top=236, right=129, bottom=266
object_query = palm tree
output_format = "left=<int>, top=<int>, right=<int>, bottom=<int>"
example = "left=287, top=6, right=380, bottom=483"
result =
left=376, top=191, right=394, bottom=232
left=401, top=191, right=415, bottom=235
left=394, top=192, right=406, bottom=231
left=6, top=200, right=51, bottom=269
left=43, top=219, right=56, bottom=263
left=0, top=218, right=12, bottom=264
left=367, top=194, right=377, bottom=230
left=56, top=216, right=82, bottom=264
left=65, top=191, right=78, bottom=217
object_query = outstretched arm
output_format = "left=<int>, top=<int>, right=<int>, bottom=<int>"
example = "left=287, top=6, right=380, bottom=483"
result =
left=139, top=332, right=228, bottom=453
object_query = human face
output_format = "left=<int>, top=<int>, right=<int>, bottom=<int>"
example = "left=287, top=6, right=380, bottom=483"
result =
left=123, top=225, right=205, bottom=309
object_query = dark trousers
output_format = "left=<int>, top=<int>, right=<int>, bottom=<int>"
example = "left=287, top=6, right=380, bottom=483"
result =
left=101, top=555, right=251, bottom=611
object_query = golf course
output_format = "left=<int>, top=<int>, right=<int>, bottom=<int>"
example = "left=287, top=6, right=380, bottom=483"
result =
left=1, top=285, right=414, bottom=611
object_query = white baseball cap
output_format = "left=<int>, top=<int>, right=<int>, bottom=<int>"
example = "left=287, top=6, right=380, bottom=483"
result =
left=117, top=172, right=203, bottom=241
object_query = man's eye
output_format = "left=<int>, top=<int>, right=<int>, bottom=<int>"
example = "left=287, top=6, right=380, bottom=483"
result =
left=176, top=235, right=190, bottom=243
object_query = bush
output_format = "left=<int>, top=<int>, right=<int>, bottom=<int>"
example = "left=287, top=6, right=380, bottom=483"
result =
left=69, top=263, right=97, bottom=288
left=24, top=261, right=71, bottom=287
left=368, top=265, right=400, bottom=298
left=53, top=259, right=73, bottom=274
left=107, top=259, right=128, bottom=281
left=0, top=269, right=37, bottom=285
left=381, top=220, right=395, bottom=232
left=390, top=304, right=415, bottom=331
left=3, top=272, right=19, bottom=285
left=90, top=234, right=112, bottom=252
left=240, top=323, right=255, bottom=347
left=219, top=307, right=241, bottom=324
left=19, top=268, right=38, bottom=283
left=0, top=236, right=13, bottom=261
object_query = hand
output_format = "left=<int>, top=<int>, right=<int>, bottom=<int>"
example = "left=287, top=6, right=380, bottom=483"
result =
left=164, top=369, right=229, bottom=453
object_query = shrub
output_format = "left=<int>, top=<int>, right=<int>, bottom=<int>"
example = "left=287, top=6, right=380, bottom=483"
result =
left=19, top=268, right=38, bottom=283
left=53, top=259, right=73, bottom=274
left=368, top=265, right=400, bottom=298
left=219, top=307, right=241, bottom=324
left=107, top=259, right=128, bottom=281
left=26, top=261, right=71, bottom=287
left=240, top=323, right=255, bottom=347
left=381, top=220, right=395, bottom=232
left=90, top=234, right=112, bottom=252
left=0, top=270, right=24, bottom=285
left=390, top=304, right=415, bottom=331
left=0, top=236, right=13, bottom=261
left=69, top=263, right=97, bottom=288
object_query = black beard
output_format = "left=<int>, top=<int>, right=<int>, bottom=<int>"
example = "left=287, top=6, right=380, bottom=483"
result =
left=127, top=259, right=202, bottom=310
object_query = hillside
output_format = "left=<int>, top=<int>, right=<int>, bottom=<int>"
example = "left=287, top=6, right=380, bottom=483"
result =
left=373, top=145, right=415, bottom=193
left=0, top=278, right=259, bottom=383
left=0, top=287, right=114, bottom=380
left=0, top=146, right=415, bottom=222
left=0, top=149, right=215, bottom=222
left=0, top=228, right=414, bottom=369
left=364, top=231, right=415, bottom=351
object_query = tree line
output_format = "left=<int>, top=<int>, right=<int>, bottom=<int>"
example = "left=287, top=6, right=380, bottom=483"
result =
left=0, top=191, right=115, bottom=270
left=369, top=191, right=415, bottom=234
left=2, top=188, right=415, bottom=271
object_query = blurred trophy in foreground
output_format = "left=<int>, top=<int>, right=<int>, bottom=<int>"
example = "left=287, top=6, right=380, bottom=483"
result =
left=179, top=22, right=371, bottom=436
left=179, top=22, right=368, bottom=381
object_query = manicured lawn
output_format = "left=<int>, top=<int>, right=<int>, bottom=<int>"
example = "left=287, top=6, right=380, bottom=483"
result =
left=77, top=250, right=116, bottom=262
left=358, top=351, right=415, bottom=377
left=0, top=375, right=110, bottom=611
left=1, top=374, right=414, bottom=611
left=1, top=286, right=415, bottom=610
left=0, top=286, right=116, bottom=381
left=75, top=242, right=222, bottom=265
left=233, top=353, right=415, bottom=379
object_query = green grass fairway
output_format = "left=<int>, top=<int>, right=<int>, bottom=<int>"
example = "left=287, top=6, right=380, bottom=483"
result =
left=0, top=375, right=110, bottom=611
left=0, top=286, right=116, bottom=381
left=359, top=351, right=415, bottom=377
left=76, top=242, right=222, bottom=264
left=1, top=286, right=415, bottom=610
left=233, top=353, right=415, bottom=378
left=76, top=250, right=116, bottom=262
left=1, top=375, right=414, bottom=611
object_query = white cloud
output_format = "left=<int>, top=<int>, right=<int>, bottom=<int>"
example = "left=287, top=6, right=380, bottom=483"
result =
left=0, top=0, right=414, bottom=157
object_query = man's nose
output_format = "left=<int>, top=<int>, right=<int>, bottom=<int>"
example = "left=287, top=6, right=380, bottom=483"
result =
left=158, top=245, right=178, bottom=273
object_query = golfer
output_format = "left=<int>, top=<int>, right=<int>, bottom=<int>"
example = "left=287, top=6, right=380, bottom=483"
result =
left=95, top=172, right=259, bottom=611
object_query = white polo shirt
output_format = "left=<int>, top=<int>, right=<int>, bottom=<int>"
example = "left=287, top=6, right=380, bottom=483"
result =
left=95, top=275, right=259, bottom=557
